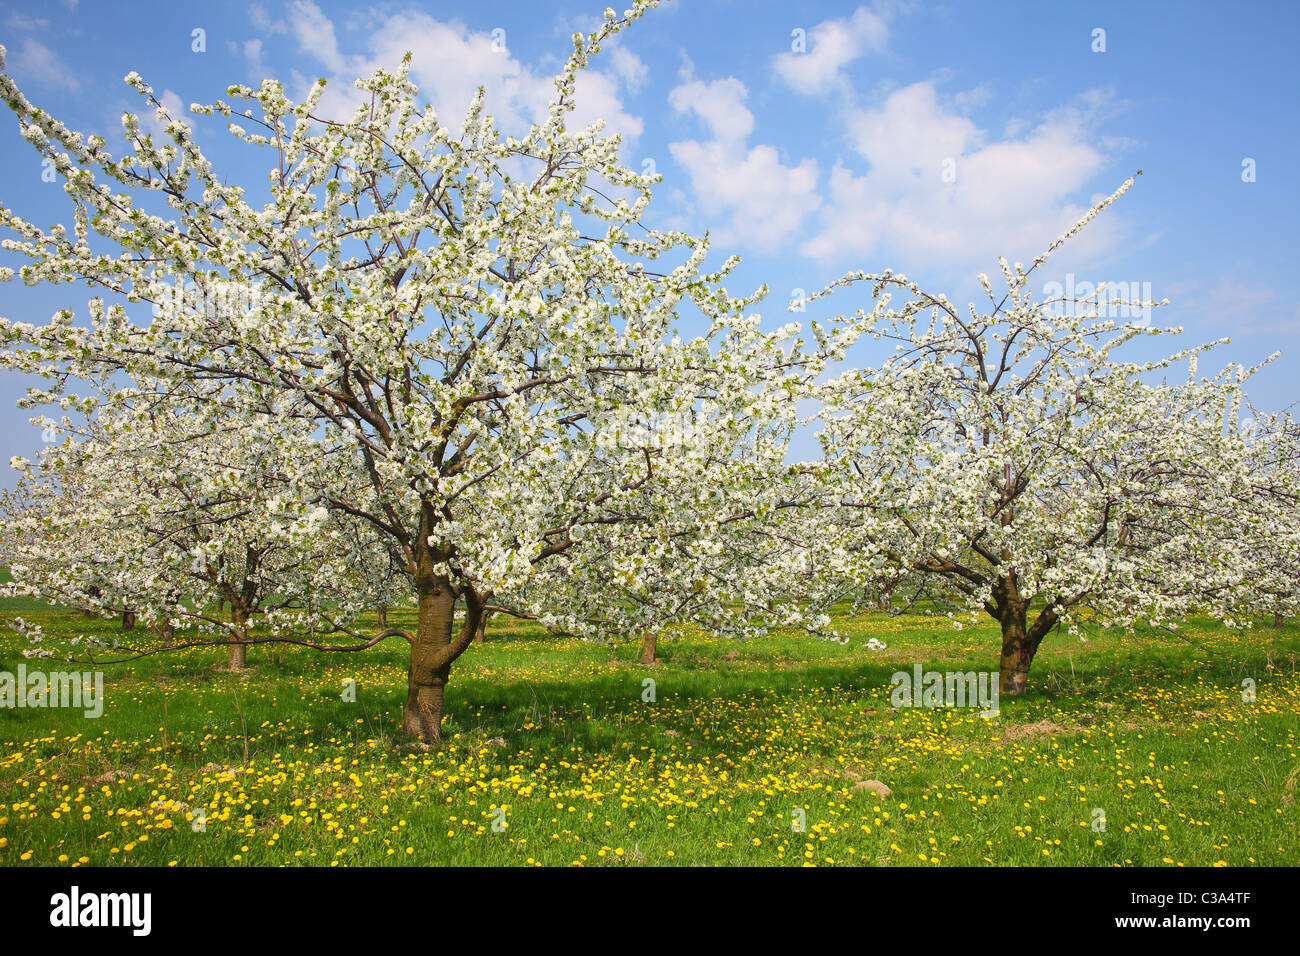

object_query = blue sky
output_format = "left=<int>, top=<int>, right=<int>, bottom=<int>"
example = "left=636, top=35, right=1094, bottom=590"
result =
left=0, top=0, right=1297, bottom=479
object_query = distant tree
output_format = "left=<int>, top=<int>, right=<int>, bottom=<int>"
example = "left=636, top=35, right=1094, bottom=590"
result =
left=4, top=395, right=402, bottom=669
left=1237, top=409, right=1300, bottom=626
left=814, top=175, right=1273, bottom=694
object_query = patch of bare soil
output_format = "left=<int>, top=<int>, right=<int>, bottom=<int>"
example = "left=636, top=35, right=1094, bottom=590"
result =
left=1000, top=719, right=1071, bottom=741
left=89, top=768, right=129, bottom=784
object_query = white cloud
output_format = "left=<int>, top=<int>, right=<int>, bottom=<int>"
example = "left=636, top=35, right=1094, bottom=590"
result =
left=608, top=46, right=648, bottom=93
left=7, top=38, right=80, bottom=92
left=249, top=3, right=288, bottom=35
left=774, top=6, right=889, bottom=95
left=277, top=2, right=643, bottom=144
left=242, top=38, right=268, bottom=81
left=952, top=83, right=991, bottom=113
left=668, top=78, right=753, bottom=146
left=5, top=12, right=51, bottom=31
left=667, top=77, right=821, bottom=251
left=139, top=89, right=191, bottom=136
left=287, top=0, right=346, bottom=73
left=801, top=82, right=1120, bottom=271
left=845, top=82, right=982, bottom=183
left=1168, top=271, right=1296, bottom=338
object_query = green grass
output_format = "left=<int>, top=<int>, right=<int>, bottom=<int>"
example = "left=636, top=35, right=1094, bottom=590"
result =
left=1, top=584, right=1298, bottom=867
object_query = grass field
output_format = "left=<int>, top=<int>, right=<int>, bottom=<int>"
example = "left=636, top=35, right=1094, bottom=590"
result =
left=2, top=586, right=1298, bottom=867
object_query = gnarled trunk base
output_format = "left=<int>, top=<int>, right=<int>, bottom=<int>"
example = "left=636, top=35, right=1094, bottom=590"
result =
left=226, top=605, right=250, bottom=671
left=993, top=589, right=1051, bottom=697
left=999, top=625, right=1034, bottom=697
left=403, top=573, right=457, bottom=743
left=400, top=507, right=486, bottom=743
left=403, top=679, right=447, bottom=741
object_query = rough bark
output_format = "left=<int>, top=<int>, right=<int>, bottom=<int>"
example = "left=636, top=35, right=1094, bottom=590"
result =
left=640, top=631, right=658, bottom=666
left=377, top=606, right=387, bottom=629
left=990, top=574, right=1056, bottom=696
left=998, top=609, right=1033, bottom=696
left=402, top=574, right=455, bottom=741
left=121, top=609, right=136, bottom=630
left=228, top=605, right=249, bottom=670
left=402, top=507, right=483, bottom=743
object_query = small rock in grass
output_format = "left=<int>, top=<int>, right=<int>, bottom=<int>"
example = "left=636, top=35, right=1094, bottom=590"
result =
left=853, top=779, right=891, bottom=797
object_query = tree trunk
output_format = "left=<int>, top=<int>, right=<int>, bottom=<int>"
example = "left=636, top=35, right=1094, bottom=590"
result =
left=403, top=574, right=456, bottom=742
left=228, top=606, right=249, bottom=670
left=640, top=631, right=658, bottom=666
left=989, top=569, right=1050, bottom=697
left=998, top=608, right=1035, bottom=696
left=401, top=507, right=484, bottom=743
left=377, top=606, right=387, bottom=628
left=1275, top=612, right=1285, bottom=627
left=994, top=590, right=1057, bottom=697
left=473, top=610, right=490, bottom=644
left=121, top=609, right=136, bottom=630
left=83, top=585, right=101, bottom=618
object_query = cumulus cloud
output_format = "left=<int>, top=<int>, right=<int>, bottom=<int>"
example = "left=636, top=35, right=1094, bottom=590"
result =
left=608, top=46, right=649, bottom=93
left=762, top=5, right=1128, bottom=272
left=275, top=1, right=644, bottom=144
left=249, top=3, right=289, bottom=35
left=773, top=6, right=889, bottom=95
left=666, top=76, right=821, bottom=252
left=6, top=38, right=80, bottom=92
left=241, top=38, right=268, bottom=82
left=138, top=89, right=191, bottom=136
left=287, top=0, right=346, bottom=73
left=800, top=82, right=1122, bottom=271
left=668, top=78, right=753, bottom=146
